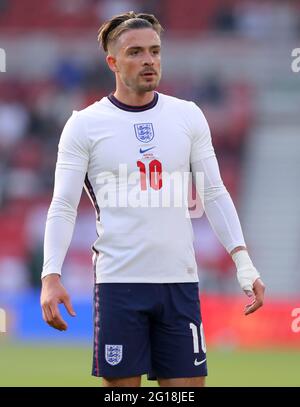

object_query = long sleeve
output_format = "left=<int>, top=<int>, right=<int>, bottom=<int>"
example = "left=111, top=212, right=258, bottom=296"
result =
left=42, top=111, right=89, bottom=278
left=189, top=102, right=246, bottom=253
left=192, top=156, right=246, bottom=253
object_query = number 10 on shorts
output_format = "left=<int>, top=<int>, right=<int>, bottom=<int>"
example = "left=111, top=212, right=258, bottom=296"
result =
left=189, top=322, right=206, bottom=353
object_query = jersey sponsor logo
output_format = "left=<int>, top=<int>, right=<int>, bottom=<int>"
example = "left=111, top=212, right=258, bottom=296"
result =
left=139, top=146, right=156, bottom=154
left=194, top=357, right=206, bottom=366
left=134, top=123, right=154, bottom=143
left=105, top=344, right=123, bottom=366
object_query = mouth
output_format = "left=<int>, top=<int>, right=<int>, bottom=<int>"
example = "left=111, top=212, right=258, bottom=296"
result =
left=140, top=71, right=157, bottom=78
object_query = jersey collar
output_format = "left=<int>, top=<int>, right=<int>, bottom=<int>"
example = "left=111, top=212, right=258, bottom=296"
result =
left=107, top=92, right=159, bottom=112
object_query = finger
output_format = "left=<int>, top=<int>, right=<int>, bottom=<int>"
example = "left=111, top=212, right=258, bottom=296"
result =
left=42, top=304, right=53, bottom=323
left=41, top=307, right=48, bottom=323
left=253, top=279, right=265, bottom=302
left=63, top=296, right=76, bottom=317
left=244, top=300, right=262, bottom=315
left=243, top=278, right=265, bottom=315
left=42, top=304, right=62, bottom=328
left=42, top=304, right=58, bottom=329
left=49, top=302, right=67, bottom=331
left=244, top=290, right=264, bottom=315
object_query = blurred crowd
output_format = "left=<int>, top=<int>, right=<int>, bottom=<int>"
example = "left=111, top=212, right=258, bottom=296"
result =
left=0, top=0, right=298, bottom=296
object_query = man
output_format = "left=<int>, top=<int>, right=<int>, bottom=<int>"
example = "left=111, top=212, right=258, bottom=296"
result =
left=40, top=11, right=265, bottom=387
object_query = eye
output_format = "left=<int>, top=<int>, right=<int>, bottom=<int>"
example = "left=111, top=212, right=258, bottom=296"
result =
left=130, top=50, right=139, bottom=56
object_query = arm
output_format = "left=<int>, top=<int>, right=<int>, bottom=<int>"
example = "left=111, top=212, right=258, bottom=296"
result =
left=191, top=156, right=265, bottom=314
left=41, top=112, right=89, bottom=330
left=189, top=102, right=265, bottom=314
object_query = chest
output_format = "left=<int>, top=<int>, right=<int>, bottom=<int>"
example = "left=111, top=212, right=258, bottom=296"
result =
left=89, top=117, right=192, bottom=175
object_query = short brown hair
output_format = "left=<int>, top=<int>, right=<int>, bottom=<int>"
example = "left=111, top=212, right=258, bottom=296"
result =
left=98, top=11, right=163, bottom=52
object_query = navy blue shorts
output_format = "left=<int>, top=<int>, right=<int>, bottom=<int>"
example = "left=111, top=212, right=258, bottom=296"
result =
left=92, top=283, right=207, bottom=379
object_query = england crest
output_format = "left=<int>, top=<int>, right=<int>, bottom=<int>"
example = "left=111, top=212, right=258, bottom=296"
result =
left=105, top=345, right=123, bottom=366
left=134, top=123, right=154, bottom=143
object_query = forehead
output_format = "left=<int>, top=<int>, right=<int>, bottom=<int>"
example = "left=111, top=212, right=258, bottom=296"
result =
left=117, top=28, right=161, bottom=51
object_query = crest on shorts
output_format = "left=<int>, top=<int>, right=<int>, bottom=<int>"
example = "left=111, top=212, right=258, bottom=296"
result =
left=105, top=344, right=123, bottom=366
left=134, top=123, right=154, bottom=143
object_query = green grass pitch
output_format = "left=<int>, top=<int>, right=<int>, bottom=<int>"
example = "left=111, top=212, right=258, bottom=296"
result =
left=0, top=341, right=299, bottom=387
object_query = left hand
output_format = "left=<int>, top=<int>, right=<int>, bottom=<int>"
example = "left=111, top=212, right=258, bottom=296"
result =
left=243, top=278, right=266, bottom=316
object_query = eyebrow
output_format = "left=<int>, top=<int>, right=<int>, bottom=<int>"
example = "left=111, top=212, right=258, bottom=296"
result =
left=126, top=45, right=161, bottom=52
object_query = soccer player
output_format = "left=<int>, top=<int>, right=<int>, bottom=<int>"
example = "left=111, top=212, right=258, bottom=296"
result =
left=40, top=11, right=265, bottom=387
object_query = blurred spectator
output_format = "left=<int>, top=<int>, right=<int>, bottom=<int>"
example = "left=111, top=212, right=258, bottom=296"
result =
left=0, top=0, right=9, bottom=14
left=54, top=58, right=85, bottom=90
left=0, top=257, right=30, bottom=294
left=214, top=1, right=237, bottom=33
left=0, top=102, right=29, bottom=150
left=138, top=0, right=166, bottom=25
left=83, top=59, right=115, bottom=93
left=97, top=0, right=139, bottom=20
left=4, top=169, right=40, bottom=200
left=191, top=75, right=226, bottom=106
left=235, top=0, right=298, bottom=39
left=54, top=0, right=91, bottom=16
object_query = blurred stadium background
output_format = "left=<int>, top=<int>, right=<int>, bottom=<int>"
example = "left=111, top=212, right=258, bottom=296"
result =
left=0, top=0, right=300, bottom=387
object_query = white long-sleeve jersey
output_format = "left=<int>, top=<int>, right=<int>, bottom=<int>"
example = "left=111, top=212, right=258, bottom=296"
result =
left=42, top=92, right=246, bottom=283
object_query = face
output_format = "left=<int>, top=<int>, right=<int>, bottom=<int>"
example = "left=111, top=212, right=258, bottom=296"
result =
left=107, top=28, right=162, bottom=94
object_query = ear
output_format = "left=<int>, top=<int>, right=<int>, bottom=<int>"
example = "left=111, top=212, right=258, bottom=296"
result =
left=106, top=54, right=118, bottom=73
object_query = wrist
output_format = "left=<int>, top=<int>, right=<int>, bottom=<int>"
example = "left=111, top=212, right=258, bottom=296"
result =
left=232, top=249, right=253, bottom=269
left=42, top=273, right=61, bottom=285
left=232, top=250, right=260, bottom=292
left=230, top=246, right=247, bottom=257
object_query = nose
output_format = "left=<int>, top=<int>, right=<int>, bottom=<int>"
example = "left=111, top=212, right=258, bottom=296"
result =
left=143, top=52, right=154, bottom=66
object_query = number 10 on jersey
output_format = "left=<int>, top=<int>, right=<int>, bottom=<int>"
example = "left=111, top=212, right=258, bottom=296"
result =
left=137, top=159, right=163, bottom=191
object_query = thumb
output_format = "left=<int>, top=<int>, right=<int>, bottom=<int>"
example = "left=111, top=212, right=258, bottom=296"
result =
left=63, top=296, right=76, bottom=317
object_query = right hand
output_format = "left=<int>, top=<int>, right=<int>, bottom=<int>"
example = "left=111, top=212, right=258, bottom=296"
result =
left=40, top=274, right=76, bottom=331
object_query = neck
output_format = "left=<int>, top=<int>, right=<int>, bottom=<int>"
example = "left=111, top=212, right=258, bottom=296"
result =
left=113, top=88, right=155, bottom=107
